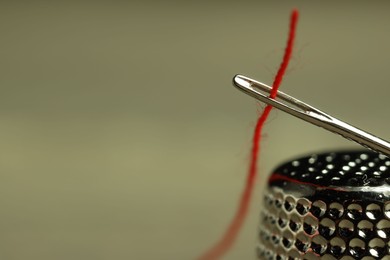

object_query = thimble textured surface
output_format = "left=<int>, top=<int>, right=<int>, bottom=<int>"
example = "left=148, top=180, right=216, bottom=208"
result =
left=257, top=151, right=390, bottom=259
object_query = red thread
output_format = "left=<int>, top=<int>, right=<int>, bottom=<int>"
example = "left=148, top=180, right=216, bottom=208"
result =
left=198, top=9, right=299, bottom=260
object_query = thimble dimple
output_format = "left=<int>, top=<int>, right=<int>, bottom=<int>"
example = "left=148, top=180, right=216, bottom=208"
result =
left=257, top=150, right=390, bottom=259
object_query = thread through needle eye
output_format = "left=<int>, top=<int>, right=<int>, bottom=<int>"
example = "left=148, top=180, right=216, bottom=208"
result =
left=233, top=74, right=390, bottom=157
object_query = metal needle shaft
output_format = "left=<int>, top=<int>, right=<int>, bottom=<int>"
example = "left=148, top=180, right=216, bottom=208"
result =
left=233, top=74, right=390, bottom=157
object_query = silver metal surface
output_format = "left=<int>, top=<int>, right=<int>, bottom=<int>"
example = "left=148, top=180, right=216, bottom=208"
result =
left=258, top=151, right=390, bottom=259
left=233, top=74, right=390, bottom=157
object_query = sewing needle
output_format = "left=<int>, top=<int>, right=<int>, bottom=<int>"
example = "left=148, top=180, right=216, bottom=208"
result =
left=233, top=74, right=390, bottom=157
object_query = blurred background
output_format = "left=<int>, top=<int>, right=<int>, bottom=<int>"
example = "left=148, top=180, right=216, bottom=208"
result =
left=1, top=1, right=389, bottom=259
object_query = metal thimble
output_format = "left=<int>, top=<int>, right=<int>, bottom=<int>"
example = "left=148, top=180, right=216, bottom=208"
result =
left=257, top=150, right=390, bottom=259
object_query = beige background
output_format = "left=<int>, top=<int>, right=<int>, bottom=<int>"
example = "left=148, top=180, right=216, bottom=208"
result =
left=1, top=1, right=389, bottom=260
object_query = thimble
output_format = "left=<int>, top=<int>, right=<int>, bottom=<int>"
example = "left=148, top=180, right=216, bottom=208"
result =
left=257, top=150, right=390, bottom=259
